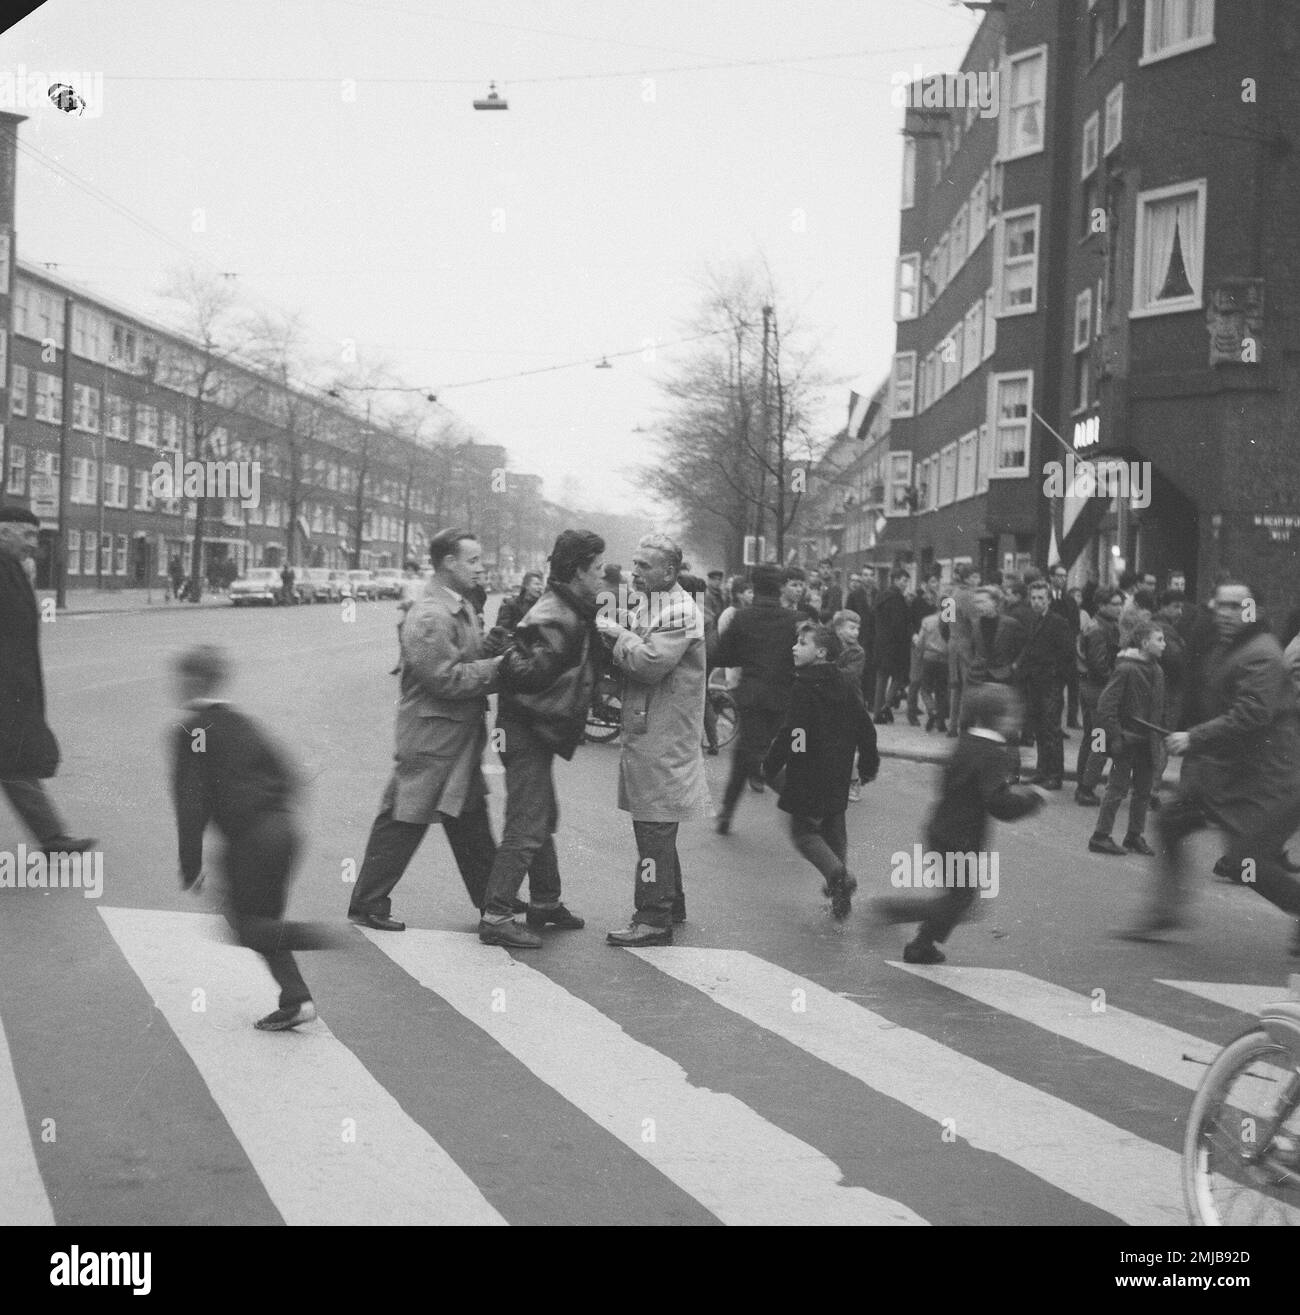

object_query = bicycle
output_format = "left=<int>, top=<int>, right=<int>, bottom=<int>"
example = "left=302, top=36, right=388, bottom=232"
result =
left=1183, top=975, right=1300, bottom=1225
left=584, top=672, right=622, bottom=744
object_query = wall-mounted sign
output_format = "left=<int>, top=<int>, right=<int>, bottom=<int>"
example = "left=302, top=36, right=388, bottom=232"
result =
left=1253, top=514, right=1300, bottom=542
left=1073, top=414, right=1101, bottom=451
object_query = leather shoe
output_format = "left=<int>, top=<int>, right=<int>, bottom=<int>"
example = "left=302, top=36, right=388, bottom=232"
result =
left=606, top=923, right=673, bottom=947
left=1088, top=835, right=1126, bottom=856
left=478, top=919, right=542, bottom=949
left=42, top=835, right=97, bottom=856
left=1123, top=834, right=1156, bottom=856
left=348, top=912, right=405, bottom=931
left=526, top=903, right=585, bottom=930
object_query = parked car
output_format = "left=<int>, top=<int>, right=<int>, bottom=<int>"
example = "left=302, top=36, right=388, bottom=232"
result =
left=373, top=568, right=403, bottom=599
left=301, top=568, right=343, bottom=603
left=347, top=569, right=379, bottom=601
left=229, top=568, right=282, bottom=606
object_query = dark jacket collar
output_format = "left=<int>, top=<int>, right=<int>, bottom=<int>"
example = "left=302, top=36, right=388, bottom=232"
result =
left=548, top=578, right=599, bottom=623
left=795, top=662, right=840, bottom=685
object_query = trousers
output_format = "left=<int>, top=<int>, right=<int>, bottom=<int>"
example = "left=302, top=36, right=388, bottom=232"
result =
left=788, top=811, right=848, bottom=884
left=631, top=820, right=685, bottom=929
left=0, top=778, right=66, bottom=844
left=481, top=719, right=564, bottom=919
left=721, top=705, right=783, bottom=818
left=1095, top=748, right=1154, bottom=840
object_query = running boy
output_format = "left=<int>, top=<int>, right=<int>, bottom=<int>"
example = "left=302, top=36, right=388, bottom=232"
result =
left=171, top=644, right=316, bottom=1031
left=763, top=622, right=879, bottom=918
left=1087, top=620, right=1166, bottom=857
left=869, top=682, right=1045, bottom=962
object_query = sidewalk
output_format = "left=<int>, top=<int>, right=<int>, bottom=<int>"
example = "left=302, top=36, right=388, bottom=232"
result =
left=873, top=716, right=1180, bottom=787
left=37, top=587, right=230, bottom=615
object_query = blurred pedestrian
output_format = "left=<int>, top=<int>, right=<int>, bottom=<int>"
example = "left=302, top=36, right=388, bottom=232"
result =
left=1048, top=564, right=1081, bottom=728
left=1075, top=586, right=1124, bottom=805
left=915, top=602, right=950, bottom=733
left=904, top=575, right=939, bottom=725
left=764, top=622, right=879, bottom=918
left=713, top=563, right=799, bottom=832
left=0, top=507, right=95, bottom=857
left=1018, top=580, right=1073, bottom=790
left=872, top=568, right=912, bottom=722
left=599, top=533, right=710, bottom=946
left=495, top=571, right=543, bottom=633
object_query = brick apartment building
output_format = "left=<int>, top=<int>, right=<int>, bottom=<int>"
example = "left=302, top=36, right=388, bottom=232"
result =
left=887, top=0, right=1300, bottom=616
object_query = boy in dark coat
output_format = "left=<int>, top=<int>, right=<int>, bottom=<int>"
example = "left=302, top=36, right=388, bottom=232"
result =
left=763, top=623, right=879, bottom=919
left=869, top=682, right=1046, bottom=963
left=171, top=644, right=319, bottom=1031
left=832, top=609, right=868, bottom=801
left=1088, top=622, right=1167, bottom=856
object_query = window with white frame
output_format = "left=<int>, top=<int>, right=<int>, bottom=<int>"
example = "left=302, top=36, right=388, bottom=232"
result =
left=104, top=463, right=129, bottom=509
left=35, top=290, right=66, bottom=345
left=1003, top=46, right=1046, bottom=160
left=951, top=205, right=968, bottom=275
left=71, top=457, right=98, bottom=504
left=957, top=431, right=977, bottom=500
left=927, top=455, right=940, bottom=510
left=1142, top=0, right=1214, bottom=65
left=72, top=384, right=100, bottom=433
left=1133, top=179, right=1206, bottom=316
left=208, top=426, right=229, bottom=458
left=12, top=279, right=31, bottom=336
left=136, top=405, right=159, bottom=447
left=161, top=413, right=181, bottom=450
left=997, top=207, right=1041, bottom=315
left=988, top=372, right=1033, bottom=477
left=82, top=530, right=96, bottom=573
left=1074, top=343, right=1092, bottom=414
left=976, top=423, right=993, bottom=494
left=962, top=302, right=982, bottom=378
left=938, top=443, right=958, bottom=506
left=105, top=393, right=130, bottom=440
left=983, top=288, right=997, bottom=359
left=899, top=253, right=920, bottom=320
left=133, top=468, right=154, bottom=510
left=988, top=160, right=1003, bottom=227
left=1081, top=112, right=1100, bottom=179
left=110, top=323, right=138, bottom=367
left=325, top=504, right=337, bottom=534
left=67, top=528, right=80, bottom=575
left=10, top=363, right=27, bottom=415
left=891, top=352, right=917, bottom=418
left=901, top=137, right=916, bottom=210
left=115, top=533, right=128, bottom=576
left=921, top=253, right=934, bottom=315
left=1074, top=288, right=1094, bottom=350
left=6, top=442, right=24, bottom=494
left=100, top=531, right=113, bottom=576
left=1104, top=83, right=1124, bottom=154
left=72, top=307, right=108, bottom=362
left=969, top=175, right=988, bottom=252
left=943, top=323, right=963, bottom=392
left=916, top=456, right=931, bottom=510
left=34, top=373, right=63, bottom=424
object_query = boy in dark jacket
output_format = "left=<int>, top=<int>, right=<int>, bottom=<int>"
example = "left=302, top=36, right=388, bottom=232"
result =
left=868, top=682, right=1046, bottom=963
left=763, top=623, right=880, bottom=919
left=171, top=645, right=318, bottom=1031
left=832, top=609, right=869, bottom=801
left=1088, top=622, right=1167, bottom=856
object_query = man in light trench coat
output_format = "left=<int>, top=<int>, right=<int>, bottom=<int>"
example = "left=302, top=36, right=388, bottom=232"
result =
left=598, top=532, right=711, bottom=947
left=347, top=528, right=503, bottom=931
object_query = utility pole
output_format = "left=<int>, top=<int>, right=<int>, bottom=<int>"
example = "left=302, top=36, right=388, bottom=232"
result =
left=55, top=296, right=72, bottom=609
left=756, top=304, right=772, bottom=553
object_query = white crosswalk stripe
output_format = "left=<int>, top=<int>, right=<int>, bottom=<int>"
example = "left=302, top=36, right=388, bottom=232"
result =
left=98, top=908, right=506, bottom=1226
left=633, top=947, right=1186, bottom=1225
left=3, top=905, right=1293, bottom=1225
left=364, top=928, right=926, bottom=1226
left=892, top=963, right=1219, bottom=1089
left=0, top=1010, right=55, bottom=1225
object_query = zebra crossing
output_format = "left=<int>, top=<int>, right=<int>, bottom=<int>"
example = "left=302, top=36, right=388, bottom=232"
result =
left=1, top=904, right=1292, bottom=1226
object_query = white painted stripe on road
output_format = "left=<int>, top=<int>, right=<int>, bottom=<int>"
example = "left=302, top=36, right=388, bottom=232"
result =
left=0, top=1012, right=55, bottom=1225
left=99, top=908, right=505, bottom=1226
left=1159, top=980, right=1290, bottom=1017
left=892, top=963, right=1218, bottom=1089
left=634, top=947, right=1185, bottom=1225
left=367, top=929, right=925, bottom=1226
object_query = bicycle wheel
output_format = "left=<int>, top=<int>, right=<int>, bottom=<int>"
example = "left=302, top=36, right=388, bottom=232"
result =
left=584, top=694, right=622, bottom=744
left=711, top=691, right=738, bottom=749
left=1183, top=1027, right=1300, bottom=1225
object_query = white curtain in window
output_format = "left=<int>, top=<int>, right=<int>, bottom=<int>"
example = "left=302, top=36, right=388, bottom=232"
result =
left=1173, top=192, right=1201, bottom=299
left=1144, top=197, right=1178, bottom=303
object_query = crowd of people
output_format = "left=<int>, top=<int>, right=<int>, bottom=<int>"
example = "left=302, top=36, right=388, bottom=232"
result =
left=7, top=496, right=1300, bottom=1031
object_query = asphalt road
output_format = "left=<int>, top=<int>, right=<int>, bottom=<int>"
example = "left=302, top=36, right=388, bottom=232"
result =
left=2, top=597, right=1297, bottom=1226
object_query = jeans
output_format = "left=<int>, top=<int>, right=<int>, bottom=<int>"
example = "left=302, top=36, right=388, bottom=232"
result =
left=349, top=798, right=497, bottom=917
left=721, top=705, right=783, bottom=819
left=1095, top=748, right=1155, bottom=840
left=225, top=812, right=311, bottom=1009
left=789, top=811, right=848, bottom=885
left=481, top=719, right=564, bottom=919
left=631, top=820, right=685, bottom=929
left=1075, top=685, right=1108, bottom=792
left=1023, top=678, right=1064, bottom=780
left=0, top=778, right=67, bottom=844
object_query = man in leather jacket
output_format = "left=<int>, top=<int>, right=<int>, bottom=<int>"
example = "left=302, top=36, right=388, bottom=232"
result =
left=477, top=530, right=606, bottom=948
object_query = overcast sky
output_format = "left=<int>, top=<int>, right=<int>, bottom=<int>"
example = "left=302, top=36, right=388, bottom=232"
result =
left=1, top=0, right=976, bottom=513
